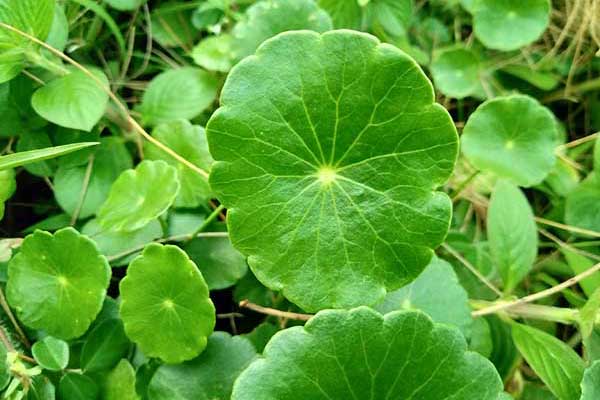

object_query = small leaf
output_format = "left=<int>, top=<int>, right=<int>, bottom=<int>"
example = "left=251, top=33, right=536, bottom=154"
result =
left=0, top=169, right=15, bottom=220
left=461, top=94, right=558, bottom=187
left=6, top=227, right=111, bottom=339
left=120, top=244, right=216, bottom=364
left=148, top=332, right=257, bottom=400
left=192, top=34, right=233, bottom=72
left=473, top=0, right=551, bottom=51
left=232, top=0, right=332, bottom=60
left=431, top=46, right=482, bottom=99
left=207, top=30, right=458, bottom=311
left=46, top=4, right=68, bottom=51
left=487, top=180, right=538, bottom=293
left=367, top=0, right=412, bottom=37
left=375, top=256, right=472, bottom=337
left=0, top=142, right=98, bottom=171
left=565, top=175, right=600, bottom=234
left=81, top=318, right=130, bottom=373
left=32, top=68, right=110, bottom=131
left=317, top=0, right=362, bottom=29
left=53, top=137, right=132, bottom=220
left=144, top=120, right=213, bottom=208
left=97, top=160, right=180, bottom=232
left=59, top=373, right=98, bottom=400
left=512, top=322, right=585, bottom=400
left=184, top=236, right=248, bottom=291
left=500, top=64, right=560, bottom=91
left=0, top=0, right=55, bottom=82
left=232, top=307, right=503, bottom=399
left=140, top=67, right=218, bottom=126
left=562, top=249, right=600, bottom=297
left=101, top=359, right=139, bottom=400
left=32, top=336, right=69, bottom=371
left=581, top=360, right=600, bottom=400
left=104, top=0, right=147, bottom=11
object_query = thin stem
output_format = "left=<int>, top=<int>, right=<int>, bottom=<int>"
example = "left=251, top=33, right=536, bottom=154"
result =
left=0, top=325, right=14, bottom=352
left=535, top=217, right=600, bottom=238
left=470, top=300, right=579, bottom=324
left=106, top=231, right=228, bottom=262
left=0, top=22, right=209, bottom=180
left=442, top=243, right=503, bottom=296
left=239, top=300, right=313, bottom=321
left=473, top=261, right=600, bottom=317
left=70, top=154, right=95, bottom=226
left=0, top=287, right=30, bottom=348
left=187, top=204, right=225, bottom=243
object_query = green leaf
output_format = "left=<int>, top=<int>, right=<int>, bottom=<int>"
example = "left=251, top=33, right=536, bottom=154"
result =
left=232, top=307, right=503, bottom=399
left=46, top=4, right=68, bottom=51
left=120, top=244, right=216, bottom=363
left=81, top=318, right=131, bottom=373
left=104, top=0, right=147, bottom=11
left=6, top=227, right=111, bottom=339
left=595, top=135, right=600, bottom=176
left=367, top=0, right=412, bottom=37
left=581, top=360, right=600, bottom=400
left=59, top=373, right=98, bottom=400
left=565, top=175, right=600, bottom=234
left=32, top=68, right=109, bottom=131
left=375, top=256, right=472, bottom=337
left=69, top=0, right=126, bottom=53
left=192, top=34, right=234, bottom=73
left=473, top=0, right=551, bottom=51
left=32, top=336, right=69, bottom=371
left=461, top=94, right=558, bottom=187
left=232, top=0, right=332, bottom=60
left=487, top=180, right=538, bottom=293
left=0, top=142, right=98, bottom=171
left=97, top=160, right=180, bottom=232
left=431, top=46, right=482, bottom=99
left=144, top=120, right=213, bottom=208
left=512, top=323, right=585, bottom=400
left=487, top=316, right=520, bottom=382
left=243, top=322, right=279, bottom=353
left=16, top=130, right=55, bottom=177
left=317, top=0, right=363, bottom=29
left=101, top=359, right=139, bottom=400
left=580, top=287, right=600, bottom=341
left=148, top=332, right=257, bottom=400
left=470, top=317, right=493, bottom=358
left=54, top=137, right=132, bottom=220
left=207, top=30, right=458, bottom=311
left=0, top=169, right=15, bottom=220
left=500, top=64, right=560, bottom=91
left=0, top=0, right=55, bottom=83
left=140, top=67, right=218, bottom=126
left=150, top=2, right=198, bottom=49
left=184, top=236, right=248, bottom=291
left=562, top=249, right=600, bottom=297
left=82, top=219, right=162, bottom=265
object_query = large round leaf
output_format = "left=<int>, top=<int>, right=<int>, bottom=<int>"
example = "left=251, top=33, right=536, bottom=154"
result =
left=32, top=68, right=110, bottom=132
left=232, top=0, right=332, bottom=60
left=145, top=120, right=213, bottom=208
left=139, top=67, right=218, bottom=126
left=473, top=0, right=550, bottom=51
left=6, top=228, right=110, bottom=339
left=232, top=307, right=503, bottom=399
left=461, top=94, right=558, bottom=187
left=97, top=160, right=180, bottom=232
left=207, top=30, right=458, bottom=311
left=148, top=332, right=257, bottom=400
left=119, top=244, right=216, bottom=363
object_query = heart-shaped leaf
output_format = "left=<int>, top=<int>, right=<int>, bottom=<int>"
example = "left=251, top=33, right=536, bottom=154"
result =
left=32, top=336, right=69, bottom=371
left=97, top=160, right=180, bottom=232
left=31, top=68, right=110, bottom=131
left=461, top=94, right=558, bottom=187
left=148, top=332, right=257, bottom=400
left=6, top=227, right=111, bottom=339
left=207, top=30, right=458, bottom=311
left=473, top=0, right=551, bottom=51
left=145, top=120, right=213, bottom=208
left=119, top=244, right=216, bottom=363
left=232, top=307, right=503, bottom=399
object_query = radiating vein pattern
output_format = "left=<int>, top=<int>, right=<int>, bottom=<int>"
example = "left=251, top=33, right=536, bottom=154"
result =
left=207, top=30, right=458, bottom=311
left=232, top=307, right=503, bottom=400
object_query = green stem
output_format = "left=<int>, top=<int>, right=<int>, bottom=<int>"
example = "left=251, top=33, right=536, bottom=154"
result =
left=187, top=204, right=226, bottom=242
left=25, top=51, right=69, bottom=76
left=470, top=299, right=579, bottom=324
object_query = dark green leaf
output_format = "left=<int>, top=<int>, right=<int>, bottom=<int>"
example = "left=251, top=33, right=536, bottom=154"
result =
left=81, top=318, right=130, bottom=373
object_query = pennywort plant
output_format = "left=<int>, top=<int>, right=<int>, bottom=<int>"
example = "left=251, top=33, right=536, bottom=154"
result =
left=0, top=0, right=599, bottom=399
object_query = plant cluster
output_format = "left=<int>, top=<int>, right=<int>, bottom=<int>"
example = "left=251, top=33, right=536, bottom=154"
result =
left=0, top=0, right=600, bottom=399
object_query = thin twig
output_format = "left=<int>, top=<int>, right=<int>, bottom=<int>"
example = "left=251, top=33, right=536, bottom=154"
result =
left=442, top=243, right=503, bottom=296
left=473, top=261, right=600, bottom=317
left=0, top=22, right=209, bottom=180
left=239, top=300, right=313, bottom=321
left=535, top=217, right=600, bottom=238
left=0, top=287, right=30, bottom=348
left=0, top=326, right=14, bottom=352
